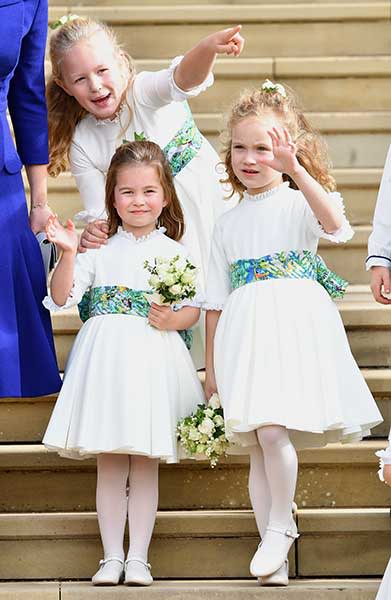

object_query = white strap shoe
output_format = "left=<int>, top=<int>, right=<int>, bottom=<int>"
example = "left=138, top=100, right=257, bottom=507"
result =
left=124, top=558, right=153, bottom=586
left=91, top=557, right=124, bottom=586
left=258, top=558, right=289, bottom=586
left=250, top=521, right=299, bottom=578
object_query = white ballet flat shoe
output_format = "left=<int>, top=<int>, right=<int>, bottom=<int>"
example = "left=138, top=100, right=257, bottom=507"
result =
left=91, top=557, right=124, bottom=586
left=124, top=558, right=153, bottom=586
left=258, top=559, right=289, bottom=586
left=250, top=521, right=299, bottom=578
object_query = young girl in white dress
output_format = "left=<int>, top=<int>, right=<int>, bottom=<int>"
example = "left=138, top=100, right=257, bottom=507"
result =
left=47, top=16, right=243, bottom=284
left=204, top=82, right=383, bottom=587
left=43, top=141, right=205, bottom=587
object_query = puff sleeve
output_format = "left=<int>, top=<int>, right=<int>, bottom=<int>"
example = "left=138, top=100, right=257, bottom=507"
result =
left=304, top=191, right=354, bottom=243
left=133, top=56, right=213, bottom=110
left=204, top=220, right=231, bottom=311
left=43, top=251, right=96, bottom=312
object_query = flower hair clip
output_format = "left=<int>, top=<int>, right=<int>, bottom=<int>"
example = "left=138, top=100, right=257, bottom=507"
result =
left=261, top=79, right=287, bottom=98
left=50, top=14, right=79, bottom=30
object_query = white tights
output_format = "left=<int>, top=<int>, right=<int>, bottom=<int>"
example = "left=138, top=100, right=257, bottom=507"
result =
left=96, top=454, right=159, bottom=563
left=249, top=425, right=298, bottom=537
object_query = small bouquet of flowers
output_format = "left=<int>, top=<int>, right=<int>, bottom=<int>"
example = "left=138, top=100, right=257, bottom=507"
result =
left=177, top=394, right=230, bottom=467
left=144, top=254, right=198, bottom=305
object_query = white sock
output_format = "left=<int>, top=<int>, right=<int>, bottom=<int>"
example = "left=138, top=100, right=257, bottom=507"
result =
left=96, top=454, right=129, bottom=561
left=248, top=445, right=272, bottom=538
left=127, top=456, right=159, bottom=563
left=256, top=425, right=298, bottom=529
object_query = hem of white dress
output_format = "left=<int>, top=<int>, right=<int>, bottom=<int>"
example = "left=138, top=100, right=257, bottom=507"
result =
left=43, top=442, right=183, bottom=464
left=224, top=417, right=382, bottom=451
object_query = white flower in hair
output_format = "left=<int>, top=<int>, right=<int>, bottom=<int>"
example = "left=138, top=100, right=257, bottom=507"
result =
left=261, top=79, right=287, bottom=98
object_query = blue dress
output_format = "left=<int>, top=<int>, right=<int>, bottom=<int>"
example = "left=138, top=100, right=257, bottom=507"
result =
left=0, top=0, right=61, bottom=397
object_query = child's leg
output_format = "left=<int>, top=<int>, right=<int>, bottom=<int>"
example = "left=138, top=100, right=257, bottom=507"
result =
left=127, top=455, right=159, bottom=563
left=96, top=453, right=129, bottom=560
left=248, top=445, right=272, bottom=538
left=249, top=425, right=298, bottom=578
left=256, top=425, right=298, bottom=529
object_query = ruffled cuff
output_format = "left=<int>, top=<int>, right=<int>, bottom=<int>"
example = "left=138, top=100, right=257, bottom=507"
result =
left=168, top=55, right=214, bottom=102
left=43, top=284, right=79, bottom=312
left=309, top=192, right=354, bottom=244
left=74, top=208, right=107, bottom=224
left=203, top=301, right=225, bottom=311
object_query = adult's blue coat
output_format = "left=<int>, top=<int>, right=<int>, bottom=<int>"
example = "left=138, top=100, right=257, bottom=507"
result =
left=0, top=0, right=61, bottom=397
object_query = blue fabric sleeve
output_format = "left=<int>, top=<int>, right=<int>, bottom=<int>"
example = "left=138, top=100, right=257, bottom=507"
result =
left=7, top=0, right=49, bottom=165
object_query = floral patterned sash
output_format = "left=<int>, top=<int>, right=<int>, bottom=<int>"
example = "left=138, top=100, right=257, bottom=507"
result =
left=78, top=285, right=193, bottom=349
left=163, top=105, right=203, bottom=176
left=230, top=250, right=348, bottom=299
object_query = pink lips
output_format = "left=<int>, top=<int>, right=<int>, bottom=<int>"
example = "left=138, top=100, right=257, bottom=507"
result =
left=92, top=93, right=111, bottom=105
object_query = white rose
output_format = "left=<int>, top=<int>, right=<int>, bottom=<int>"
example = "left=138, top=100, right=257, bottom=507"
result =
left=182, top=271, right=196, bottom=284
left=169, top=284, right=182, bottom=296
left=148, top=274, right=160, bottom=288
left=163, top=274, right=176, bottom=286
left=208, top=394, right=221, bottom=410
left=157, top=264, right=170, bottom=278
left=198, top=417, right=215, bottom=436
left=205, top=408, right=214, bottom=418
left=213, top=415, right=224, bottom=428
left=189, top=427, right=201, bottom=441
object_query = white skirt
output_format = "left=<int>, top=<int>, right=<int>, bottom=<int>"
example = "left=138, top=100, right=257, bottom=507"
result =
left=214, top=279, right=382, bottom=450
left=43, top=314, right=204, bottom=463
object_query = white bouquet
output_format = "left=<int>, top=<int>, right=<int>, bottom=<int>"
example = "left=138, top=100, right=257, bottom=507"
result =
left=144, top=254, right=198, bottom=305
left=177, top=394, right=230, bottom=467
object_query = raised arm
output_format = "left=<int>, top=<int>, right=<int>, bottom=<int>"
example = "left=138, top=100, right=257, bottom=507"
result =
left=267, top=127, right=343, bottom=233
left=174, top=25, right=244, bottom=92
left=46, top=216, right=78, bottom=306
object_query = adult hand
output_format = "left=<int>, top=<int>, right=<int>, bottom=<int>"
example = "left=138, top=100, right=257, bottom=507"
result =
left=29, top=204, right=53, bottom=234
left=370, top=266, right=391, bottom=305
left=78, top=220, right=109, bottom=252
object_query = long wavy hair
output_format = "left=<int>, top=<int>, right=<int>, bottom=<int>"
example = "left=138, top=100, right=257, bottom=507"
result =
left=221, top=84, right=336, bottom=199
left=47, top=17, right=135, bottom=177
left=105, top=141, right=185, bottom=241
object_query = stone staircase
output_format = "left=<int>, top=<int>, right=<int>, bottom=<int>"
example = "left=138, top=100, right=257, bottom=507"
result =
left=1, top=1, right=391, bottom=597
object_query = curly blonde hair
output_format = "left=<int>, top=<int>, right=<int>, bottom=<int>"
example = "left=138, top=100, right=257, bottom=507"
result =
left=47, top=17, right=136, bottom=177
left=221, top=84, right=336, bottom=199
left=105, top=141, right=185, bottom=241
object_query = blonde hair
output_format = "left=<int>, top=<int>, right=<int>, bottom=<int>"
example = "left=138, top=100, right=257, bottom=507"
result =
left=221, top=85, right=336, bottom=199
left=105, top=141, right=185, bottom=241
left=47, top=17, right=135, bottom=177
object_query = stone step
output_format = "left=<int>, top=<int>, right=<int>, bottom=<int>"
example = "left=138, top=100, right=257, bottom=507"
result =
left=0, top=579, right=383, bottom=600
left=39, top=166, right=383, bottom=227
left=0, top=508, right=389, bottom=578
left=48, top=5, right=391, bottom=60
left=0, top=441, right=388, bottom=512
